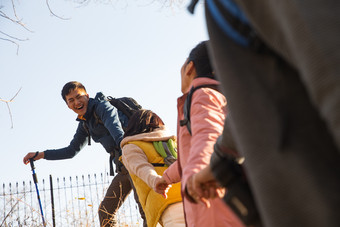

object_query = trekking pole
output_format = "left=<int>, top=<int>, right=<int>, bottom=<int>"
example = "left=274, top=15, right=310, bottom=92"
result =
left=29, top=158, right=46, bottom=227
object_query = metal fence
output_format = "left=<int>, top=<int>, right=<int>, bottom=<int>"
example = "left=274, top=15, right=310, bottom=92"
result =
left=1, top=172, right=142, bottom=227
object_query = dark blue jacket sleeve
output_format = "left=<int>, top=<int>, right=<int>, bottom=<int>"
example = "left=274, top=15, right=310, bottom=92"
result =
left=95, top=100, right=124, bottom=147
left=44, top=123, right=88, bottom=160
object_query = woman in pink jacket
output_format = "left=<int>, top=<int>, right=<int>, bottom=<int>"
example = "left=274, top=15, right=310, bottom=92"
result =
left=155, top=41, right=244, bottom=227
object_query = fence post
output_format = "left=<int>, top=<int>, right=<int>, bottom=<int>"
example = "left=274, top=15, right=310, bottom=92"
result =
left=50, top=175, right=56, bottom=227
left=2, top=183, right=5, bottom=223
left=16, top=182, right=20, bottom=226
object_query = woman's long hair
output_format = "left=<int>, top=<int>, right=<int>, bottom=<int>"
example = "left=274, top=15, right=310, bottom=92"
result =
left=123, top=109, right=164, bottom=138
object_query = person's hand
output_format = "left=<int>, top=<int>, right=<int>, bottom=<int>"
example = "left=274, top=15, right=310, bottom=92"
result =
left=153, top=176, right=172, bottom=199
left=185, top=165, right=225, bottom=207
left=186, top=174, right=212, bottom=207
left=23, top=151, right=44, bottom=165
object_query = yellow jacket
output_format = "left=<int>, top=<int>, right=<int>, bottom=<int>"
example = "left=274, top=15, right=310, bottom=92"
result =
left=120, top=128, right=182, bottom=227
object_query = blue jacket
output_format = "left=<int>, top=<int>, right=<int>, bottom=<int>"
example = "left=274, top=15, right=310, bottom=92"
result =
left=44, top=92, right=128, bottom=170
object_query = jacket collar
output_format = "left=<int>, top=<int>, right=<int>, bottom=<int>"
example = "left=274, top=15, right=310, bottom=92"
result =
left=178, top=77, right=220, bottom=103
left=120, top=126, right=176, bottom=147
left=190, top=77, right=220, bottom=88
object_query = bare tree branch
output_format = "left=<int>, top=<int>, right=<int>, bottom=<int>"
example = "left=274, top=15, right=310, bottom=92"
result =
left=0, top=10, right=33, bottom=33
left=0, top=0, right=32, bottom=54
left=46, top=0, right=71, bottom=20
left=0, top=87, right=22, bottom=129
left=0, top=31, right=28, bottom=42
left=1, top=0, right=183, bottom=54
left=0, top=198, right=20, bottom=226
left=9, top=87, right=22, bottom=102
left=0, top=87, right=22, bottom=103
left=6, top=102, right=14, bottom=129
left=0, top=37, right=19, bottom=54
left=11, top=0, right=21, bottom=21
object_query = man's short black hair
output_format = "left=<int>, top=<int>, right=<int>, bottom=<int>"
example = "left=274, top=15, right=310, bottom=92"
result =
left=61, top=81, right=86, bottom=102
left=188, top=41, right=214, bottom=78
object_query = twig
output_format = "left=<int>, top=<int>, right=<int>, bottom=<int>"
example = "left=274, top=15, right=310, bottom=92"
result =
left=0, top=87, right=22, bottom=128
left=0, top=195, right=50, bottom=227
left=0, top=10, right=33, bottom=33
left=9, top=87, right=22, bottom=102
left=0, top=31, right=28, bottom=42
left=46, top=0, right=71, bottom=20
left=6, top=102, right=14, bottom=129
left=11, top=0, right=21, bottom=21
left=0, top=199, right=20, bottom=226
left=0, top=87, right=22, bottom=103
left=0, top=37, right=19, bottom=54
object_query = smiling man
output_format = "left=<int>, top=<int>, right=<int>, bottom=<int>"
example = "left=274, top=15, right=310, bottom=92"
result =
left=23, top=81, right=146, bottom=227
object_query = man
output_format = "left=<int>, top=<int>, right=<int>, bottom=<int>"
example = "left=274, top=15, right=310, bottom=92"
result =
left=23, top=81, right=146, bottom=227
left=187, top=0, right=340, bottom=226
left=154, top=41, right=244, bottom=227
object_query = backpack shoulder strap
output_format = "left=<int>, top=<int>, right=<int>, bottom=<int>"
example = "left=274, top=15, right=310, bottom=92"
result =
left=179, top=84, right=221, bottom=135
left=152, top=139, right=178, bottom=166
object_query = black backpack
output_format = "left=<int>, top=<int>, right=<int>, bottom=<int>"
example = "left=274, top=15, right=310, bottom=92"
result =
left=179, top=84, right=221, bottom=135
left=92, top=96, right=142, bottom=127
left=106, top=96, right=142, bottom=120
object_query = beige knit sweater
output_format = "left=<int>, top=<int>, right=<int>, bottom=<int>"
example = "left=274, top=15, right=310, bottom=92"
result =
left=120, top=126, right=176, bottom=191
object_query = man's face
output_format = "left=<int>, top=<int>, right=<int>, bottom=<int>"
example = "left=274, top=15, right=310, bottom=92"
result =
left=65, top=88, right=89, bottom=116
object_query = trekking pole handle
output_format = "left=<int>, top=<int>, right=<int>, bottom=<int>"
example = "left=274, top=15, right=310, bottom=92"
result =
left=29, top=151, right=39, bottom=169
left=29, top=158, right=38, bottom=184
left=29, top=158, right=35, bottom=169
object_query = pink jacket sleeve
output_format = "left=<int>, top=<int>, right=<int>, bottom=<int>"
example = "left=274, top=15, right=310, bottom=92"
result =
left=162, top=159, right=181, bottom=184
left=182, top=88, right=226, bottom=190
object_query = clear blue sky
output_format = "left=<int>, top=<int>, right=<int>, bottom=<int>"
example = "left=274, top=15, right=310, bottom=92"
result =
left=0, top=1, right=208, bottom=185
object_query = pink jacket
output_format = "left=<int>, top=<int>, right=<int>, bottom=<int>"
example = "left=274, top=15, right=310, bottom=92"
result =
left=163, top=77, right=244, bottom=227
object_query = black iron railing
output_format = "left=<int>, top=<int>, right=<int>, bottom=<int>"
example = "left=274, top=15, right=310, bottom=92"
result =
left=1, top=172, right=142, bottom=227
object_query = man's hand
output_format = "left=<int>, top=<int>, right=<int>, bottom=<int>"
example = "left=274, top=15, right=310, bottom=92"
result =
left=23, top=152, right=44, bottom=165
left=153, top=176, right=172, bottom=199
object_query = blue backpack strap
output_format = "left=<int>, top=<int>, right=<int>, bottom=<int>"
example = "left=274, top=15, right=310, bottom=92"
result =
left=187, top=0, right=199, bottom=13
left=206, top=0, right=251, bottom=47
left=180, top=84, right=221, bottom=135
left=189, top=0, right=268, bottom=53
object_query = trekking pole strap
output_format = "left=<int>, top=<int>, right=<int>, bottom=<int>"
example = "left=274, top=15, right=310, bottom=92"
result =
left=32, top=151, right=39, bottom=159
left=29, top=152, right=39, bottom=169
